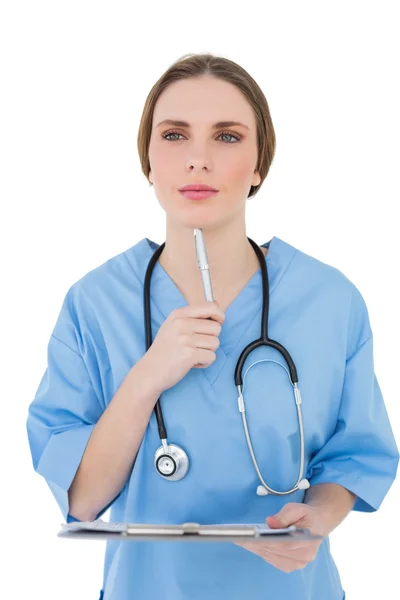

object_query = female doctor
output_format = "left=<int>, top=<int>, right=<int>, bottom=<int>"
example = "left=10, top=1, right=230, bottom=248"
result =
left=26, top=53, right=399, bottom=600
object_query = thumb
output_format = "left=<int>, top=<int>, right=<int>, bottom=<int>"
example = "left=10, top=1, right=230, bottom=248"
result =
left=265, top=515, right=284, bottom=529
left=266, top=503, right=307, bottom=529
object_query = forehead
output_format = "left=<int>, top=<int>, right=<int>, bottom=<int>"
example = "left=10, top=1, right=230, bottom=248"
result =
left=152, top=77, right=256, bottom=128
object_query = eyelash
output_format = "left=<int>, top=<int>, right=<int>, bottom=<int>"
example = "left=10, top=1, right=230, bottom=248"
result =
left=161, top=130, right=242, bottom=143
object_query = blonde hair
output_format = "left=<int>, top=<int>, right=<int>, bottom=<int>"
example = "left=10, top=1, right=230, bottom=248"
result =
left=137, top=53, right=276, bottom=199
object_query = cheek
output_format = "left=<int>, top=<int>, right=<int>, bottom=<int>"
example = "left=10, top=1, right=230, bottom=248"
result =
left=222, top=155, right=254, bottom=186
left=148, top=144, right=177, bottom=184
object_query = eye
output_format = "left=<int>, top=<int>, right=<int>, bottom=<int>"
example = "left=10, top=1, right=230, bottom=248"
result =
left=162, top=130, right=241, bottom=143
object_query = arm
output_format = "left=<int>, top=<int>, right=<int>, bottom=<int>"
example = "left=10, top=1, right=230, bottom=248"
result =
left=68, top=355, right=162, bottom=522
left=26, top=314, right=163, bottom=524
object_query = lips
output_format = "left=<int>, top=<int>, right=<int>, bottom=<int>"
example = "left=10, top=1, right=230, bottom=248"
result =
left=179, top=189, right=218, bottom=200
left=179, top=184, right=218, bottom=192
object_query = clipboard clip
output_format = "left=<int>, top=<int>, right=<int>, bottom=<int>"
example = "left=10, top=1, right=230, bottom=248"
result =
left=182, top=522, right=201, bottom=535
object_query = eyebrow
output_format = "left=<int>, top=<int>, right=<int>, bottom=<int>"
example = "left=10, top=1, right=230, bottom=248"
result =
left=155, top=119, right=249, bottom=130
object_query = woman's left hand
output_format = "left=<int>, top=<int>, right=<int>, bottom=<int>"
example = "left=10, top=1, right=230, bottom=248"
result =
left=234, top=503, right=326, bottom=573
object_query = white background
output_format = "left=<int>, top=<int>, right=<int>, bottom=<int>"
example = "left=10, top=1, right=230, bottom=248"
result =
left=1, top=1, right=399, bottom=598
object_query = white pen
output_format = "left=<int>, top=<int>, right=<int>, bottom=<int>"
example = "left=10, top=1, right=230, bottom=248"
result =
left=194, top=228, right=214, bottom=303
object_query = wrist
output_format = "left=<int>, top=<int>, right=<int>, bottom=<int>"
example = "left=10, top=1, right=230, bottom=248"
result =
left=133, top=356, right=164, bottom=401
left=306, top=504, right=332, bottom=537
left=303, top=483, right=357, bottom=537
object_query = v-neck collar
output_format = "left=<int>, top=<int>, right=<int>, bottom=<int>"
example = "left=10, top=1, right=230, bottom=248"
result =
left=125, top=236, right=298, bottom=383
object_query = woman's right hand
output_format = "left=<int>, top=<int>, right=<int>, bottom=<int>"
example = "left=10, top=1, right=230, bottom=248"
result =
left=140, top=301, right=226, bottom=393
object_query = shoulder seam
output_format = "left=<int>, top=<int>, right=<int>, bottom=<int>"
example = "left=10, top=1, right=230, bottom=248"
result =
left=346, top=333, right=373, bottom=364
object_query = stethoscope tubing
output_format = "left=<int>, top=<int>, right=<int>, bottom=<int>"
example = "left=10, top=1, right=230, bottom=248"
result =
left=143, top=237, right=309, bottom=495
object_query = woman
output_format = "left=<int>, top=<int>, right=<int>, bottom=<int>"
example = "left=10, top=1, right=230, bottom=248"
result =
left=26, top=53, right=399, bottom=600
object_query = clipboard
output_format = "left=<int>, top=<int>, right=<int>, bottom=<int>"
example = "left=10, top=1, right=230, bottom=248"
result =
left=58, top=519, right=323, bottom=542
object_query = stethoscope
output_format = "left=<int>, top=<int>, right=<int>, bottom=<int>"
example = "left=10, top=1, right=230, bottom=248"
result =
left=143, top=232, right=310, bottom=496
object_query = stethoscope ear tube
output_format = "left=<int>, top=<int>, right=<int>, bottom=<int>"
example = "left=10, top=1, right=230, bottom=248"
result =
left=238, top=379, right=309, bottom=496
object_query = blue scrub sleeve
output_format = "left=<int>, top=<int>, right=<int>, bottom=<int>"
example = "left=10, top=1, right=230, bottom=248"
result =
left=26, top=288, right=110, bottom=523
left=307, top=287, right=399, bottom=512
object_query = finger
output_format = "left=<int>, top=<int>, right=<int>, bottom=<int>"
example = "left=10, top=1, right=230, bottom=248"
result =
left=234, top=540, right=303, bottom=554
left=263, top=552, right=308, bottom=573
left=235, top=540, right=315, bottom=560
left=239, top=544, right=307, bottom=573
left=262, top=542, right=319, bottom=564
left=265, top=540, right=320, bottom=560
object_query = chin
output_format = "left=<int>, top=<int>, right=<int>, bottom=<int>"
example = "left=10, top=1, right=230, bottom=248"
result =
left=182, top=216, right=224, bottom=235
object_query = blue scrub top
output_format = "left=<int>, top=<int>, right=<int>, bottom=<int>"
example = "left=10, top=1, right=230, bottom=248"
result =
left=26, top=236, right=399, bottom=600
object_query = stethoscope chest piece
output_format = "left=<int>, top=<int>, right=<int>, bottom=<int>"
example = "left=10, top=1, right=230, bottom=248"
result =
left=154, top=443, right=189, bottom=481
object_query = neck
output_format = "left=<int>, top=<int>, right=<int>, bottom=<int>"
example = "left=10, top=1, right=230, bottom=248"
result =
left=158, top=218, right=262, bottom=306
